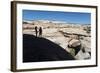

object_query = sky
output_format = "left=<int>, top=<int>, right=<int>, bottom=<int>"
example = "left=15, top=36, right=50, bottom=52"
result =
left=23, top=10, right=91, bottom=24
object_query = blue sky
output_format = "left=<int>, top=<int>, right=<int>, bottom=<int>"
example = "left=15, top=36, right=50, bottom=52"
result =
left=23, top=10, right=91, bottom=24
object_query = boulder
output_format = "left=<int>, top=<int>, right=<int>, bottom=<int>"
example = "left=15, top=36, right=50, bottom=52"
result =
left=68, top=39, right=81, bottom=48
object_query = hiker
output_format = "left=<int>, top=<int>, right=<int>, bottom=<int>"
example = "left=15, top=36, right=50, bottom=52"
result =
left=35, top=26, right=38, bottom=37
left=39, top=27, right=43, bottom=37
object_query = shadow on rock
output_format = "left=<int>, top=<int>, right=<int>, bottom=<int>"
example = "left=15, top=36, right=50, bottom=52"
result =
left=23, top=34, right=75, bottom=62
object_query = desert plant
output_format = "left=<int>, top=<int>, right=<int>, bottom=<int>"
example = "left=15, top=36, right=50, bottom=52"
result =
left=84, top=26, right=91, bottom=33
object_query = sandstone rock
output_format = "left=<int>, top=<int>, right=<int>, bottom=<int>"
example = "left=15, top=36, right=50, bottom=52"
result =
left=68, top=39, right=81, bottom=48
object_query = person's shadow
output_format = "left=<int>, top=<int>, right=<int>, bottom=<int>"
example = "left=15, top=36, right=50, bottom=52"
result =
left=23, top=34, right=75, bottom=62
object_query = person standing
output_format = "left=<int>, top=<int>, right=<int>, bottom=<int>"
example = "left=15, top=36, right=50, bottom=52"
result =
left=35, top=26, right=38, bottom=37
left=39, top=27, right=42, bottom=37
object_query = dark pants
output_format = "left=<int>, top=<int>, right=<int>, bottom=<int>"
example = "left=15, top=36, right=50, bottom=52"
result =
left=35, top=31, right=38, bottom=37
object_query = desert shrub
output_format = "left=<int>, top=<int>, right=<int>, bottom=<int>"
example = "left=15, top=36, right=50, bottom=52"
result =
left=23, top=22, right=28, bottom=24
left=68, top=48, right=75, bottom=57
left=84, top=26, right=91, bottom=33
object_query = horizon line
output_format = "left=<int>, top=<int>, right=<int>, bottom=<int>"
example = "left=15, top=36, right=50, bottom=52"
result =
left=23, top=19, right=91, bottom=25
